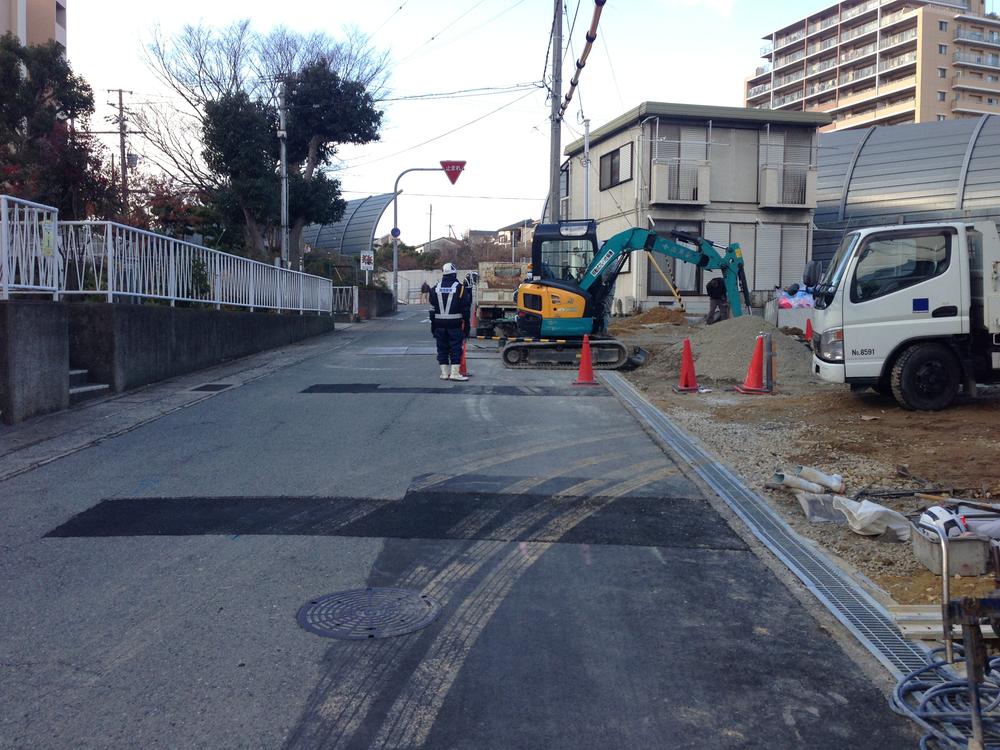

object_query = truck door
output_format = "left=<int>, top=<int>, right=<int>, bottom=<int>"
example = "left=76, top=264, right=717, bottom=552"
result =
left=842, top=227, right=966, bottom=380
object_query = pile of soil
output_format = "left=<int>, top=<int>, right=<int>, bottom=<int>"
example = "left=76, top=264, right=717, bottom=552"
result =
left=608, top=306, right=689, bottom=333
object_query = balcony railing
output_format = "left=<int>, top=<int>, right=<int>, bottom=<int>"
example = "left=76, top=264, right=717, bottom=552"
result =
left=807, top=15, right=840, bottom=35
left=879, top=51, right=918, bottom=72
left=840, top=64, right=877, bottom=85
left=880, top=8, right=916, bottom=28
left=880, top=29, right=917, bottom=50
left=773, top=89, right=806, bottom=107
left=774, top=49, right=806, bottom=68
left=840, top=42, right=877, bottom=63
left=748, top=81, right=771, bottom=98
left=761, top=42, right=774, bottom=57
left=842, top=0, right=879, bottom=22
left=807, top=36, right=839, bottom=56
left=775, top=29, right=806, bottom=49
left=774, top=70, right=806, bottom=88
left=955, top=28, right=1000, bottom=46
left=954, top=51, right=1000, bottom=69
left=807, top=58, right=838, bottom=75
left=841, top=20, right=878, bottom=43
left=806, top=78, right=838, bottom=97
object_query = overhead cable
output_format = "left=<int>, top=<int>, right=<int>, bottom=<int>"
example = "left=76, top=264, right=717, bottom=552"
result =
left=559, top=0, right=606, bottom=119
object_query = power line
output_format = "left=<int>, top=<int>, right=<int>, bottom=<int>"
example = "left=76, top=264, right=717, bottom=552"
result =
left=340, top=87, right=541, bottom=169
left=382, top=81, right=542, bottom=102
left=395, top=0, right=492, bottom=64
left=598, top=12, right=625, bottom=111
left=340, top=189, right=543, bottom=201
left=371, top=0, right=410, bottom=35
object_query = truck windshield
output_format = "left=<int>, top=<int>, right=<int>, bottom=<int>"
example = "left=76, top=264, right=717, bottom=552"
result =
left=538, top=239, right=595, bottom=284
left=814, top=232, right=859, bottom=309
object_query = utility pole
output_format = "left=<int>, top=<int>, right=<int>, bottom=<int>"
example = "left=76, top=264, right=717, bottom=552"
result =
left=583, top=117, right=591, bottom=218
left=548, top=0, right=563, bottom=224
left=278, top=78, right=290, bottom=268
left=428, top=204, right=432, bottom=257
left=108, top=89, right=132, bottom=215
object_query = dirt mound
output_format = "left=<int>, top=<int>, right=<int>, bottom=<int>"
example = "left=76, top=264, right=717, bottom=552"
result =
left=608, top=307, right=689, bottom=333
left=687, top=315, right=817, bottom=386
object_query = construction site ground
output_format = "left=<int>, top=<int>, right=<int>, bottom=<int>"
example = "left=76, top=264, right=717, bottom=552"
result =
left=611, top=307, right=1000, bottom=607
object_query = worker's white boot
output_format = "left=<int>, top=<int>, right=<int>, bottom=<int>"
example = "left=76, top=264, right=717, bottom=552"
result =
left=439, top=365, right=450, bottom=380
left=449, top=364, right=468, bottom=382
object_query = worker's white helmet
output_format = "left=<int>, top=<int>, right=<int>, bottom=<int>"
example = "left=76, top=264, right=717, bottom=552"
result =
left=919, top=506, right=968, bottom=538
left=442, top=262, right=457, bottom=273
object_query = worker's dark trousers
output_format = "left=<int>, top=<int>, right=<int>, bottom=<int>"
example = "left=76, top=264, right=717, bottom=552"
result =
left=434, top=327, right=464, bottom=364
left=706, top=299, right=730, bottom=325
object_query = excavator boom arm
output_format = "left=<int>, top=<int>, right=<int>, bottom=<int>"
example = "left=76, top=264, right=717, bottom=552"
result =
left=578, top=228, right=751, bottom=316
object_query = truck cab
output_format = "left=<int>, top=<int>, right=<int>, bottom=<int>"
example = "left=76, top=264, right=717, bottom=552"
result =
left=812, top=221, right=1000, bottom=410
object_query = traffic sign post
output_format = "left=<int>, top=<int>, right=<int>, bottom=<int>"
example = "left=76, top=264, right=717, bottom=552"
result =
left=391, top=161, right=466, bottom=310
left=360, top=249, right=374, bottom=286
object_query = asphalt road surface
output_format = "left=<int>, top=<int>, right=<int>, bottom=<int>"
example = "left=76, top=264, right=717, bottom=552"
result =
left=0, top=309, right=919, bottom=748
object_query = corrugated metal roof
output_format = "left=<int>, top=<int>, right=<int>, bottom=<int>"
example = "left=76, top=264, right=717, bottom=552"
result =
left=301, top=193, right=396, bottom=256
left=813, top=115, right=1000, bottom=262
left=565, top=101, right=831, bottom=155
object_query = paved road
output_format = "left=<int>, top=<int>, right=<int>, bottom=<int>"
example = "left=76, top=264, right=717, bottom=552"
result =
left=0, top=309, right=918, bottom=748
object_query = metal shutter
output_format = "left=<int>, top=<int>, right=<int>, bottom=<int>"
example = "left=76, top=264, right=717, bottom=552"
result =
left=619, top=143, right=633, bottom=182
left=755, top=224, right=781, bottom=290
left=780, top=224, right=808, bottom=286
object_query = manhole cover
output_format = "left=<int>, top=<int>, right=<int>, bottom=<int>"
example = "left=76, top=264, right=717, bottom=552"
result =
left=296, top=587, right=441, bottom=640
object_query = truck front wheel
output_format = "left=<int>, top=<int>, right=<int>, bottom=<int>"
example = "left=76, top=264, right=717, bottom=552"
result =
left=890, top=343, right=960, bottom=411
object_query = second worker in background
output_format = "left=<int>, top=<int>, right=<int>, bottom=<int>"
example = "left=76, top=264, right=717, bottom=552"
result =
left=430, top=262, right=471, bottom=381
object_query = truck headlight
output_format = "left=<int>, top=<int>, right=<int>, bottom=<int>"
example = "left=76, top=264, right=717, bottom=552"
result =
left=817, top=328, right=844, bottom=362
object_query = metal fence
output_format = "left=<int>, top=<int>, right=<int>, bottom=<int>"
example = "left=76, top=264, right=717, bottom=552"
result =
left=0, top=195, right=60, bottom=299
left=332, top=285, right=358, bottom=316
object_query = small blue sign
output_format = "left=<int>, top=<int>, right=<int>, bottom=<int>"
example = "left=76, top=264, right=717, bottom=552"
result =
left=913, top=298, right=929, bottom=313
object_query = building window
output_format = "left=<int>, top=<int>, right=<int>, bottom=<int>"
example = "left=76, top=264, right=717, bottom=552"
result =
left=939, top=44, right=948, bottom=55
left=938, top=114, right=947, bottom=120
left=599, top=143, right=633, bottom=191
left=989, top=97, right=999, bottom=105
left=939, top=21, right=948, bottom=31
left=990, top=74, right=1000, bottom=82
left=938, top=91, right=947, bottom=101
left=938, top=67, right=947, bottom=78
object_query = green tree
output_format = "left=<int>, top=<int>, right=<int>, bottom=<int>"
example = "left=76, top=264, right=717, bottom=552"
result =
left=0, top=33, right=116, bottom=217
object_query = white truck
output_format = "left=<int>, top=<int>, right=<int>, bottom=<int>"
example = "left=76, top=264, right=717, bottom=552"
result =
left=812, top=220, right=1000, bottom=410
left=472, top=260, right=530, bottom=338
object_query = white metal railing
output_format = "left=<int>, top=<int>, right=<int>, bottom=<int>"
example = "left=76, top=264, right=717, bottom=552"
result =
left=880, top=29, right=917, bottom=50
left=841, top=21, right=877, bottom=43
left=0, top=196, right=60, bottom=299
left=841, top=42, right=877, bottom=63
left=879, top=51, right=918, bottom=72
left=956, top=28, right=1000, bottom=46
left=807, top=37, right=838, bottom=56
left=842, top=0, right=878, bottom=22
left=748, top=81, right=771, bottom=98
left=57, top=221, right=333, bottom=313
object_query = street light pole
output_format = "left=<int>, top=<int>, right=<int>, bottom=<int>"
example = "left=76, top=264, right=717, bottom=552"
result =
left=278, top=78, right=289, bottom=268
left=391, top=166, right=456, bottom=309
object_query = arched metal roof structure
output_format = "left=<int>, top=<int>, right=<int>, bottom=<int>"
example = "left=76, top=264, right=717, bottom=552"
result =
left=814, top=114, right=1000, bottom=262
left=301, top=192, right=396, bottom=256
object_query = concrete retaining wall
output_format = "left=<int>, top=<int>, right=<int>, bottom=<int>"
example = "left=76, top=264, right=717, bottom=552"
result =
left=357, top=289, right=395, bottom=319
left=0, top=300, right=70, bottom=424
left=67, top=303, right=336, bottom=393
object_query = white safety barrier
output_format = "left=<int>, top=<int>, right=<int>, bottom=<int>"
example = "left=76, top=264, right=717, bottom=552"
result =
left=332, top=285, right=358, bottom=316
left=57, top=220, right=333, bottom=314
left=0, top=195, right=60, bottom=299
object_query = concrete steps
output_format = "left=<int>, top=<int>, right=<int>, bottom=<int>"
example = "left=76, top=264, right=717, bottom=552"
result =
left=69, top=369, right=111, bottom=405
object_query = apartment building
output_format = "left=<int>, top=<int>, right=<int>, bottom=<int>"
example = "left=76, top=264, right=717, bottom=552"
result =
left=745, top=0, right=1000, bottom=131
left=1, top=0, right=67, bottom=47
left=562, top=102, right=830, bottom=312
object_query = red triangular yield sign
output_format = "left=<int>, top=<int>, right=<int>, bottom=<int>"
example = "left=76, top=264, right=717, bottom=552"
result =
left=440, top=160, right=466, bottom=185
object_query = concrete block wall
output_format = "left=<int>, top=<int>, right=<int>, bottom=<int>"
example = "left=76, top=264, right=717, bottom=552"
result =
left=67, top=303, right=336, bottom=393
left=0, top=301, right=69, bottom=424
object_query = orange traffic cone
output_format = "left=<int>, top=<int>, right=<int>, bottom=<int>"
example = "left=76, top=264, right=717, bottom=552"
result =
left=673, top=338, right=699, bottom=393
left=736, top=334, right=771, bottom=394
left=804, top=318, right=814, bottom=347
left=574, top=334, right=599, bottom=386
left=459, top=340, right=471, bottom=377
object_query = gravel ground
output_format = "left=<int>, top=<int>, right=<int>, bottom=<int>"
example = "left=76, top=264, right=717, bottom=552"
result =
left=615, top=310, right=1000, bottom=605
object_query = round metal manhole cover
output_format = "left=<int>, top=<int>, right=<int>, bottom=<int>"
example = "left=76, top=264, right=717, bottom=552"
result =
left=296, top=587, right=441, bottom=640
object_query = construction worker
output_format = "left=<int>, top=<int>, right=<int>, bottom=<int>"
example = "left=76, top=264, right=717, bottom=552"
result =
left=705, top=276, right=730, bottom=325
left=430, top=262, right=471, bottom=381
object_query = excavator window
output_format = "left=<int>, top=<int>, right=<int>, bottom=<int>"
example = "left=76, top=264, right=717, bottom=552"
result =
left=538, top=238, right=595, bottom=284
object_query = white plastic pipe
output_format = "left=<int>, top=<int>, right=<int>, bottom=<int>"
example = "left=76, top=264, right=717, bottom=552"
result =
left=796, top=465, right=845, bottom=493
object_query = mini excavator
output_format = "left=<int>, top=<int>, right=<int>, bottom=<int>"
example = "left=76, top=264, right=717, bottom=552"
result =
left=500, top=220, right=752, bottom=369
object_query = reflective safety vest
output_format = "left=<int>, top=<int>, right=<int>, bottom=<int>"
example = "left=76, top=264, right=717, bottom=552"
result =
left=434, top=282, right=464, bottom=321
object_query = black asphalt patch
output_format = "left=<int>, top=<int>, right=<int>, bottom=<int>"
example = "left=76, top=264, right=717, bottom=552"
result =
left=301, top=383, right=609, bottom=396
left=45, top=492, right=747, bottom=550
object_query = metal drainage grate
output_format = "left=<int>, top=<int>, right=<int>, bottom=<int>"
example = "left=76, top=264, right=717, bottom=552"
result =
left=602, top=371, right=930, bottom=679
left=190, top=383, right=234, bottom=392
left=296, top=587, right=441, bottom=640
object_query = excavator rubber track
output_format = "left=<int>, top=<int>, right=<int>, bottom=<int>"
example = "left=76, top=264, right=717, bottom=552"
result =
left=500, top=336, right=633, bottom=370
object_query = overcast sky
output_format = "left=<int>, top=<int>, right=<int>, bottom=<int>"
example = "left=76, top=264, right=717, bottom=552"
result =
left=66, top=0, right=987, bottom=246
